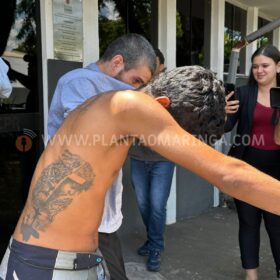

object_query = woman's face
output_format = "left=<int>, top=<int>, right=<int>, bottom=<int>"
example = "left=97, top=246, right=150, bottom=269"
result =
left=252, top=54, right=280, bottom=87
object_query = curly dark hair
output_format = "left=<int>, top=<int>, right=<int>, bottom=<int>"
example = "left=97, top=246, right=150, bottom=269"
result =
left=143, top=66, right=226, bottom=144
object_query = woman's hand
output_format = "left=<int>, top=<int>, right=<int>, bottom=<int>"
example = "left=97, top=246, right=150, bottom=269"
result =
left=225, top=91, right=239, bottom=114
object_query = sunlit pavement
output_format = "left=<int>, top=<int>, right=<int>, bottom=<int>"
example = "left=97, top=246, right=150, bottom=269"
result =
left=121, top=207, right=275, bottom=280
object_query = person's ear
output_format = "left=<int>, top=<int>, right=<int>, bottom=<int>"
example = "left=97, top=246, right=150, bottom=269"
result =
left=277, top=61, right=280, bottom=74
left=155, top=96, right=170, bottom=108
left=111, top=55, right=124, bottom=74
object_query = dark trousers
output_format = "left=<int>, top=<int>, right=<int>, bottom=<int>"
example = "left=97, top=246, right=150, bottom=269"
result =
left=98, top=232, right=128, bottom=280
left=235, top=147, right=280, bottom=275
left=0, top=238, right=106, bottom=280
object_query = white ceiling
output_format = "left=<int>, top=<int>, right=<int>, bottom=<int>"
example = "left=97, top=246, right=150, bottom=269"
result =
left=231, top=0, right=280, bottom=20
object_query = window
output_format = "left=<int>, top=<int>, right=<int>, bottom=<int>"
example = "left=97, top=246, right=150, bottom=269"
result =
left=257, top=17, right=273, bottom=48
left=98, top=0, right=157, bottom=56
left=224, top=2, right=246, bottom=74
left=176, top=0, right=205, bottom=66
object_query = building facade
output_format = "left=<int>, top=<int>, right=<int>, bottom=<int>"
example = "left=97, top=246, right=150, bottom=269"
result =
left=1, top=1, right=280, bottom=240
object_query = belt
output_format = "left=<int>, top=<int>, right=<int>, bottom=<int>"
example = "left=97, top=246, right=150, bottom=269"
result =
left=55, top=251, right=103, bottom=270
left=9, top=239, right=103, bottom=271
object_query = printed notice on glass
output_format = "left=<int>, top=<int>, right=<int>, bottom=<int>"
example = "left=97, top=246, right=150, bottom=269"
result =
left=53, top=0, right=83, bottom=62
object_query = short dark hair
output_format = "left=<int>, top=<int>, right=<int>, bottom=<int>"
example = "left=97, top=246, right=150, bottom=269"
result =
left=100, top=33, right=157, bottom=76
left=154, top=48, right=165, bottom=65
left=143, top=66, right=226, bottom=143
left=248, top=44, right=280, bottom=86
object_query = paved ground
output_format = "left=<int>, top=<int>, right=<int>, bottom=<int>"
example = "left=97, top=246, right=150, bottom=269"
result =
left=121, top=207, right=276, bottom=280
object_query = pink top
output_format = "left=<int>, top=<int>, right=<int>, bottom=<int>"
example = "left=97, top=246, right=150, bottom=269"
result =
left=250, top=102, right=280, bottom=150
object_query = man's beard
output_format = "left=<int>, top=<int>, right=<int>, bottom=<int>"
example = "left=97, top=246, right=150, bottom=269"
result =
left=113, top=69, right=125, bottom=82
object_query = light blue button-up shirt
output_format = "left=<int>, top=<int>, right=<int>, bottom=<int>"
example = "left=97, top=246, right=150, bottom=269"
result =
left=48, top=63, right=133, bottom=138
left=0, top=58, right=12, bottom=99
left=48, top=63, right=133, bottom=233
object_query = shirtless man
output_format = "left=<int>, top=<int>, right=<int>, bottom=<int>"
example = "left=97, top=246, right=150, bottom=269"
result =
left=48, top=33, right=156, bottom=280
left=1, top=66, right=280, bottom=280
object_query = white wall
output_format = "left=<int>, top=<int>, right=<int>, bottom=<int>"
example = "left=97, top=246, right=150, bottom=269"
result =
left=158, top=0, right=177, bottom=224
left=40, top=0, right=99, bottom=140
left=210, top=0, right=225, bottom=207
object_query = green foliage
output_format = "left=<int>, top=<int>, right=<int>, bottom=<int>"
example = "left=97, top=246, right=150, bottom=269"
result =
left=15, top=0, right=36, bottom=54
left=98, top=0, right=152, bottom=54
left=130, top=0, right=151, bottom=38
left=99, top=18, right=126, bottom=56
left=257, top=36, right=269, bottom=48
left=224, top=32, right=232, bottom=64
left=224, top=28, right=242, bottom=64
left=176, top=12, right=183, bottom=38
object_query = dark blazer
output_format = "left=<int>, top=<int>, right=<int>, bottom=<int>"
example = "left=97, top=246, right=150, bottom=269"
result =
left=224, top=84, right=258, bottom=159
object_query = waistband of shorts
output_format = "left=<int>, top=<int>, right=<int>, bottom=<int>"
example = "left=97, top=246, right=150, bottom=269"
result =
left=9, top=238, right=103, bottom=271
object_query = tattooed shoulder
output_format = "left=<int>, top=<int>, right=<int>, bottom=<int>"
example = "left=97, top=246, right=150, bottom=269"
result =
left=20, top=149, right=95, bottom=241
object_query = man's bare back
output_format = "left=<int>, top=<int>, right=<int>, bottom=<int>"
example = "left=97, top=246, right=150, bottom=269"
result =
left=14, top=91, right=136, bottom=251
left=13, top=88, right=280, bottom=253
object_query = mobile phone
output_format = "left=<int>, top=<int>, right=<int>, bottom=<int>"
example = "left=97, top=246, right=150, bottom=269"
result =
left=224, top=83, right=236, bottom=101
left=270, top=87, right=280, bottom=109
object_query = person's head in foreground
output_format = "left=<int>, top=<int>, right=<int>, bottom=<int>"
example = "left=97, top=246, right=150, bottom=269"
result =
left=142, top=65, right=226, bottom=144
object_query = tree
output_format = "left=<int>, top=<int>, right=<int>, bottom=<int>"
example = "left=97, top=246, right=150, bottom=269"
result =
left=98, top=0, right=154, bottom=54
left=99, top=0, right=126, bottom=55
left=15, top=0, right=36, bottom=55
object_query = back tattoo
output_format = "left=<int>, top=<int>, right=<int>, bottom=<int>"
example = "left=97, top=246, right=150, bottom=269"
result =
left=20, top=149, right=95, bottom=241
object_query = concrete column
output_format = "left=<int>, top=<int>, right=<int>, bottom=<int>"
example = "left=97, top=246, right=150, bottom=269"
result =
left=246, top=7, right=258, bottom=75
left=158, top=0, right=177, bottom=224
left=210, top=0, right=225, bottom=207
left=273, top=27, right=280, bottom=49
left=158, top=0, right=176, bottom=70
left=40, top=0, right=99, bottom=140
left=210, top=0, right=225, bottom=80
left=40, top=0, right=54, bottom=141
left=83, top=0, right=99, bottom=65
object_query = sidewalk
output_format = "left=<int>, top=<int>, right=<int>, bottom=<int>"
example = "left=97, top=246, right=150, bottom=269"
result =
left=121, top=207, right=275, bottom=280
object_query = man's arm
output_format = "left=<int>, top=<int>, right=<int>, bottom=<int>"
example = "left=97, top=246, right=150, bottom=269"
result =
left=114, top=91, right=280, bottom=215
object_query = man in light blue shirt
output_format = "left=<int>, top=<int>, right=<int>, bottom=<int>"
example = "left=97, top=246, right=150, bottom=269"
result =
left=48, top=63, right=134, bottom=137
left=48, top=33, right=156, bottom=280
left=0, top=58, right=12, bottom=99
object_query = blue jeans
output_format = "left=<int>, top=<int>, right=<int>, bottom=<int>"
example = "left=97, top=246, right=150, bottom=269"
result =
left=130, top=159, right=175, bottom=251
